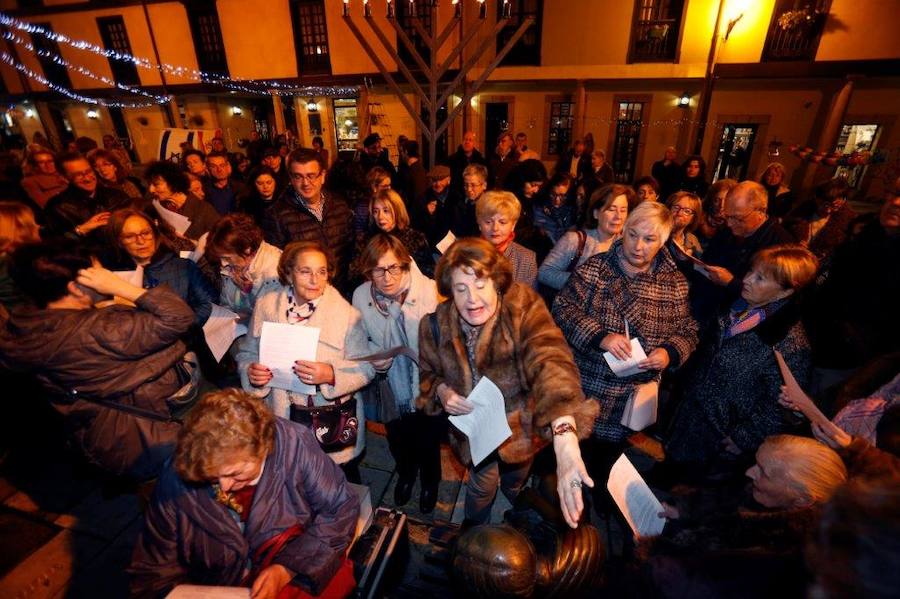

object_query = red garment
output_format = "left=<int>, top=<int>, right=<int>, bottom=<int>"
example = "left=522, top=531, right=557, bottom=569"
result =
left=277, top=558, right=355, bottom=599
left=232, top=485, right=257, bottom=522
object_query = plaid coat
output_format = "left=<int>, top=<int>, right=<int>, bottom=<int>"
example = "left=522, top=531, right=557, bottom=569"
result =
left=552, top=241, right=698, bottom=442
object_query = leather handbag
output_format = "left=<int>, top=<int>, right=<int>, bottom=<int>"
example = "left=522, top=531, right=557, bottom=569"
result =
left=290, top=398, right=359, bottom=451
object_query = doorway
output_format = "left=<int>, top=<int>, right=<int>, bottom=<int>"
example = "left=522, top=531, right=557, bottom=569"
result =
left=485, top=102, right=510, bottom=158
left=713, top=124, right=758, bottom=182
left=834, top=123, right=881, bottom=188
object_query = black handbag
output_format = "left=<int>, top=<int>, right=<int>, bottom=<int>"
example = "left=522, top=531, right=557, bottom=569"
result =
left=290, top=397, right=359, bottom=451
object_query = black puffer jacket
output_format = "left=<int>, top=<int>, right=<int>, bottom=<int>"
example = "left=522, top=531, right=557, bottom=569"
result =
left=0, top=287, right=193, bottom=480
left=261, top=190, right=354, bottom=289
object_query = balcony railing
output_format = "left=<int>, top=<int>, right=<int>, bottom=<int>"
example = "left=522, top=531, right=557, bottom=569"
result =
left=629, top=18, right=679, bottom=63
left=763, top=7, right=827, bottom=61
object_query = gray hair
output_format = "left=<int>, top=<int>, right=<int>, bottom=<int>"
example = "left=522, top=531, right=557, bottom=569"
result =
left=730, top=180, right=769, bottom=213
left=624, top=200, right=673, bottom=242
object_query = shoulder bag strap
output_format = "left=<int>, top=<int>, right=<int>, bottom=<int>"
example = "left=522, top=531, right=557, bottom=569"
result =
left=429, top=311, right=440, bottom=346
left=565, top=230, right=588, bottom=273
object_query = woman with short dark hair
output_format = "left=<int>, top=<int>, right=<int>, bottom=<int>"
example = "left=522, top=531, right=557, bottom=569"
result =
left=419, top=237, right=597, bottom=527
left=130, top=388, right=359, bottom=598
left=352, top=233, right=442, bottom=511
left=88, top=148, right=142, bottom=200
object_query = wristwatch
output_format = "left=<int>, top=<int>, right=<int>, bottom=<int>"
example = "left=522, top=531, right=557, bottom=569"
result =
left=552, top=422, right=577, bottom=437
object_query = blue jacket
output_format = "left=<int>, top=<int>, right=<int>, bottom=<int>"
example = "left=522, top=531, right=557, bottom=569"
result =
left=144, top=250, right=217, bottom=326
left=129, top=418, right=360, bottom=597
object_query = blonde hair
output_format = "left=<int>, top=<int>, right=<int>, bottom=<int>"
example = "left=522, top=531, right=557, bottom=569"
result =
left=371, top=189, right=410, bottom=230
left=0, top=202, right=41, bottom=255
left=476, top=190, right=521, bottom=222
left=666, top=191, right=703, bottom=233
left=764, top=435, right=848, bottom=506
left=751, top=244, right=818, bottom=291
left=174, top=389, right=276, bottom=483
left=623, top=200, right=673, bottom=242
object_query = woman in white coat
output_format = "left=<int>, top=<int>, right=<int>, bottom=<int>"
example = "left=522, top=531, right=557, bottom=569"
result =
left=238, top=240, right=374, bottom=481
left=352, top=233, right=443, bottom=512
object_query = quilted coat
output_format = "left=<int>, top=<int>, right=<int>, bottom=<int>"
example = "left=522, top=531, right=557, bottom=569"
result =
left=0, top=287, right=193, bottom=480
left=552, top=241, right=698, bottom=442
left=129, top=418, right=360, bottom=597
left=417, top=282, right=598, bottom=466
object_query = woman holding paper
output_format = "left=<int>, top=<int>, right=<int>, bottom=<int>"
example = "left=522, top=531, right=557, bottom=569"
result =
left=418, top=238, right=598, bottom=528
left=352, top=233, right=442, bottom=512
left=106, top=209, right=216, bottom=326
left=553, top=202, right=698, bottom=444
left=665, top=245, right=817, bottom=468
left=130, top=389, right=359, bottom=599
left=238, top=241, right=375, bottom=477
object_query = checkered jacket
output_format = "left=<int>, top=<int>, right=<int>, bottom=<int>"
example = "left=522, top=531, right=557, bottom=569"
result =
left=504, top=241, right=538, bottom=289
left=552, top=241, right=698, bottom=441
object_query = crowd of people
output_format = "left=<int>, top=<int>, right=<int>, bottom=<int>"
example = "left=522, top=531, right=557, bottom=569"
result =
left=0, top=127, right=897, bottom=598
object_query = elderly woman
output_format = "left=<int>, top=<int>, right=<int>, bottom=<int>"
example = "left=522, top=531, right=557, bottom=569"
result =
left=418, top=238, right=598, bottom=527
left=357, top=189, right=433, bottom=277
left=107, top=209, right=216, bottom=326
left=760, top=162, right=795, bottom=220
left=129, top=389, right=359, bottom=599
left=538, top=183, right=631, bottom=291
left=478, top=190, right=538, bottom=289
left=207, top=213, right=282, bottom=324
left=666, top=191, right=704, bottom=257
left=88, top=148, right=142, bottom=200
left=665, top=245, right=817, bottom=467
left=553, top=202, right=698, bottom=475
left=238, top=241, right=375, bottom=476
left=352, top=234, right=442, bottom=512
left=697, top=178, right=737, bottom=244
left=632, top=435, right=848, bottom=598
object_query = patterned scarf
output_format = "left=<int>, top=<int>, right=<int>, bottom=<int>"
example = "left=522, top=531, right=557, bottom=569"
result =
left=725, top=297, right=787, bottom=339
left=371, top=276, right=415, bottom=413
left=286, top=287, right=319, bottom=324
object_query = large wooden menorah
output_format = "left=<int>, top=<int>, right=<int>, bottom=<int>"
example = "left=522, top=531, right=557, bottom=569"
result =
left=342, top=0, right=533, bottom=166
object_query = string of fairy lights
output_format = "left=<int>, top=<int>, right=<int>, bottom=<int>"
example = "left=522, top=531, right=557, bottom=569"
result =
left=0, top=11, right=359, bottom=105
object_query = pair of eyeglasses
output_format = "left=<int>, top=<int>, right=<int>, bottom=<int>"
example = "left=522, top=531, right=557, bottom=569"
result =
left=121, top=229, right=154, bottom=244
left=671, top=206, right=696, bottom=216
left=290, top=171, right=322, bottom=183
left=371, top=264, right=404, bottom=279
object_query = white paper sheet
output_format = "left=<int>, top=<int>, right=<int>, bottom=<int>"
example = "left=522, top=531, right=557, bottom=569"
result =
left=180, top=232, right=208, bottom=261
left=153, top=198, right=192, bottom=235
left=448, top=377, right=512, bottom=466
left=166, top=586, right=249, bottom=599
left=621, top=380, right=659, bottom=431
left=202, top=304, right=248, bottom=362
left=112, top=265, right=144, bottom=287
left=607, top=453, right=666, bottom=539
left=436, top=230, right=457, bottom=254
left=259, top=321, right=320, bottom=395
left=603, top=337, right=648, bottom=377
left=774, top=349, right=828, bottom=426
